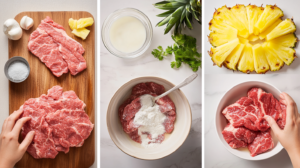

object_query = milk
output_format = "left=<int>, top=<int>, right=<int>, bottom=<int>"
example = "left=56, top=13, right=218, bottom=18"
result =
left=109, top=16, right=146, bottom=53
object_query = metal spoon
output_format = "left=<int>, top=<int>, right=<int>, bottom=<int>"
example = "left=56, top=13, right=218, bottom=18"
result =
left=151, top=73, right=198, bottom=106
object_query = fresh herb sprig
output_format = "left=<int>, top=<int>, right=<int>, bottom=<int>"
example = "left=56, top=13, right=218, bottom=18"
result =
left=152, top=34, right=201, bottom=72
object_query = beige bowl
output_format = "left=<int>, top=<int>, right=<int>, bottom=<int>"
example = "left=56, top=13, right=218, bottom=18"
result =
left=107, top=76, right=192, bottom=160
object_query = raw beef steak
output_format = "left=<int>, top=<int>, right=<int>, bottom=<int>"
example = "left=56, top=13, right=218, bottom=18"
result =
left=222, top=123, right=257, bottom=149
left=20, top=86, right=93, bottom=159
left=248, top=130, right=274, bottom=157
left=119, top=82, right=176, bottom=144
left=28, top=16, right=86, bottom=77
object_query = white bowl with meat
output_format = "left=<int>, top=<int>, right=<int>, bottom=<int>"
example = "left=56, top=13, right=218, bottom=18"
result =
left=107, top=76, right=192, bottom=160
left=215, top=81, right=285, bottom=160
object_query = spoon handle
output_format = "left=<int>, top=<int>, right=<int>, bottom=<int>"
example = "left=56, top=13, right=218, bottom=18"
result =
left=154, top=73, right=198, bottom=101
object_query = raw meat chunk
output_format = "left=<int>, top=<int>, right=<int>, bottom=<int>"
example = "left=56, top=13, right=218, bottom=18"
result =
left=248, top=130, right=274, bottom=157
left=28, top=16, right=86, bottom=77
left=20, top=86, right=93, bottom=159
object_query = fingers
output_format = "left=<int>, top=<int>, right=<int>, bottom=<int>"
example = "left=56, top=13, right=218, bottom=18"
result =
left=19, top=131, right=35, bottom=152
left=281, top=93, right=296, bottom=126
left=264, top=115, right=281, bottom=137
left=5, top=108, right=24, bottom=132
left=11, top=117, right=31, bottom=137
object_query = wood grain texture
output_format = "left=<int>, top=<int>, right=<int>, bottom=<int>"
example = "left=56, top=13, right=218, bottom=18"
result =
left=9, top=11, right=95, bottom=168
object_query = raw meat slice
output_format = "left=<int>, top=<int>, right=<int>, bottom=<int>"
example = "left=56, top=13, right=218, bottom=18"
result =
left=248, top=130, right=274, bottom=157
left=28, top=16, right=86, bottom=77
left=222, top=123, right=257, bottom=149
left=119, top=82, right=176, bottom=145
left=20, top=86, right=93, bottom=159
left=222, top=97, right=260, bottom=131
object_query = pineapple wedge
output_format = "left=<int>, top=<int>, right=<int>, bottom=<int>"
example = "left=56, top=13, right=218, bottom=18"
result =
left=269, top=33, right=298, bottom=48
left=223, top=43, right=245, bottom=70
left=248, top=34, right=259, bottom=42
left=72, top=28, right=90, bottom=40
left=255, top=5, right=284, bottom=33
left=209, top=19, right=238, bottom=47
left=238, top=43, right=255, bottom=73
left=239, top=37, right=249, bottom=44
left=209, top=38, right=239, bottom=67
left=77, top=17, right=94, bottom=29
left=69, top=18, right=77, bottom=30
left=266, top=41, right=296, bottom=65
left=259, top=19, right=282, bottom=40
left=253, top=44, right=270, bottom=73
left=213, top=6, right=249, bottom=38
left=231, top=5, right=249, bottom=31
left=266, top=19, right=296, bottom=41
left=262, top=43, right=284, bottom=71
left=246, top=5, right=264, bottom=35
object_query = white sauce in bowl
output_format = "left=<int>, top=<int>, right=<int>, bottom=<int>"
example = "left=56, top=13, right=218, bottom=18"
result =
left=109, top=16, right=146, bottom=53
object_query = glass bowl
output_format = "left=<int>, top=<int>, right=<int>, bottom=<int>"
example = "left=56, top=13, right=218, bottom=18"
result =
left=102, top=8, right=153, bottom=59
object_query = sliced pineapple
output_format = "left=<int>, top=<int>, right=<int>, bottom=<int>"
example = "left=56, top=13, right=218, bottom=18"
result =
left=223, top=43, right=245, bottom=70
left=69, top=18, right=78, bottom=30
left=262, top=43, right=284, bottom=71
left=72, top=28, right=90, bottom=40
left=209, top=38, right=240, bottom=67
left=239, top=37, right=249, bottom=44
left=248, top=34, right=259, bottom=42
left=266, top=41, right=296, bottom=65
left=246, top=5, right=264, bottom=35
left=213, top=6, right=249, bottom=38
left=253, top=44, right=270, bottom=73
left=238, top=43, right=255, bottom=73
left=269, top=33, right=298, bottom=48
left=259, top=19, right=282, bottom=40
left=231, top=5, right=249, bottom=31
left=77, top=17, right=94, bottom=29
left=266, top=19, right=296, bottom=41
left=209, top=19, right=238, bottom=47
left=255, top=5, right=284, bottom=33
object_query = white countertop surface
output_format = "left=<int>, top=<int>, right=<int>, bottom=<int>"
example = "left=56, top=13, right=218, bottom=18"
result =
left=100, top=0, right=201, bottom=167
left=0, top=0, right=97, bottom=167
left=204, top=74, right=295, bottom=168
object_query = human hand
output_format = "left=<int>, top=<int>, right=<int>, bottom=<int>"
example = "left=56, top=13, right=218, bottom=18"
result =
left=0, top=108, right=35, bottom=168
left=264, top=92, right=300, bottom=168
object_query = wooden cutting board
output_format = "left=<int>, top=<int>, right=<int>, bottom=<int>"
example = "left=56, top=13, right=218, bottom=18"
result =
left=8, top=11, right=95, bottom=168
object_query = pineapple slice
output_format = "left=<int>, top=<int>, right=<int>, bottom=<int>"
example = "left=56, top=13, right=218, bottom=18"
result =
left=77, top=17, right=94, bottom=29
left=213, top=6, right=249, bottom=38
left=253, top=44, right=270, bottom=73
left=248, top=34, right=259, bottom=42
left=72, top=28, right=90, bottom=40
left=269, top=33, right=298, bottom=48
left=262, top=43, right=284, bottom=71
left=238, top=43, right=255, bottom=73
left=208, top=20, right=238, bottom=47
left=69, top=18, right=77, bottom=30
left=239, top=37, right=249, bottom=44
left=266, top=19, right=296, bottom=41
left=209, top=38, right=239, bottom=67
left=223, top=43, right=245, bottom=70
left=246, top=5, right=264, bottom=35
left=259, top=19, right=282, bottom=40
left=255, top=5, right=284, bottom=33
left=231, top=5, right=249, bottom=31
left=266, top=41, right=296, bottom=65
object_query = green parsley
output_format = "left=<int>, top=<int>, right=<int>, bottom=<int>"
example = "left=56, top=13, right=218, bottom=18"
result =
left=152, top=34, right=201, bottom=72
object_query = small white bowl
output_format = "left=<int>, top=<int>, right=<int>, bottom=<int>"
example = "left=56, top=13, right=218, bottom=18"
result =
left=107, top=76, right=192, bottom=160
left=215, top=81, right=284, bottom=160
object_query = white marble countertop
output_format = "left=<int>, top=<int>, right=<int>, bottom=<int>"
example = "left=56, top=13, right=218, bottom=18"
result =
left=100, top=0, right=201, bottom=167
left=0, top=1, right=97, bottom=167
left=204, top=74, right=296, bottom=168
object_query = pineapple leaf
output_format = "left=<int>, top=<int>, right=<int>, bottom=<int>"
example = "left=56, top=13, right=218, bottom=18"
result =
left=180, top=8, right=187, bottom=23
left=192, top=11, right=200, bottom=21
left=157, top=14, right=172, bottom=27
left=166, top=0, right=189, bottom=3
left=157, top=10, right=175, bottom=17
left=154, top=2, right=186, bottom=10
left=164, top=23, right=176, bottom=34
left=154, top=1, right=169, bottom=5
left=185, top=12, right=193, bottom=29
left=186, top=4, right=191, bottom=13
left=168, top=6, right=184, bottom=25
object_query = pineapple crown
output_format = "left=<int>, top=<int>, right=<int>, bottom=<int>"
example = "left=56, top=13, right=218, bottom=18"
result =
left=154, top=0, right=201, bottom=35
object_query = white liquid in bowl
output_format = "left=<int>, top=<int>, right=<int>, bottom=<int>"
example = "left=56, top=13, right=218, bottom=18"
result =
left=109, top=16, right=146, bottom=53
